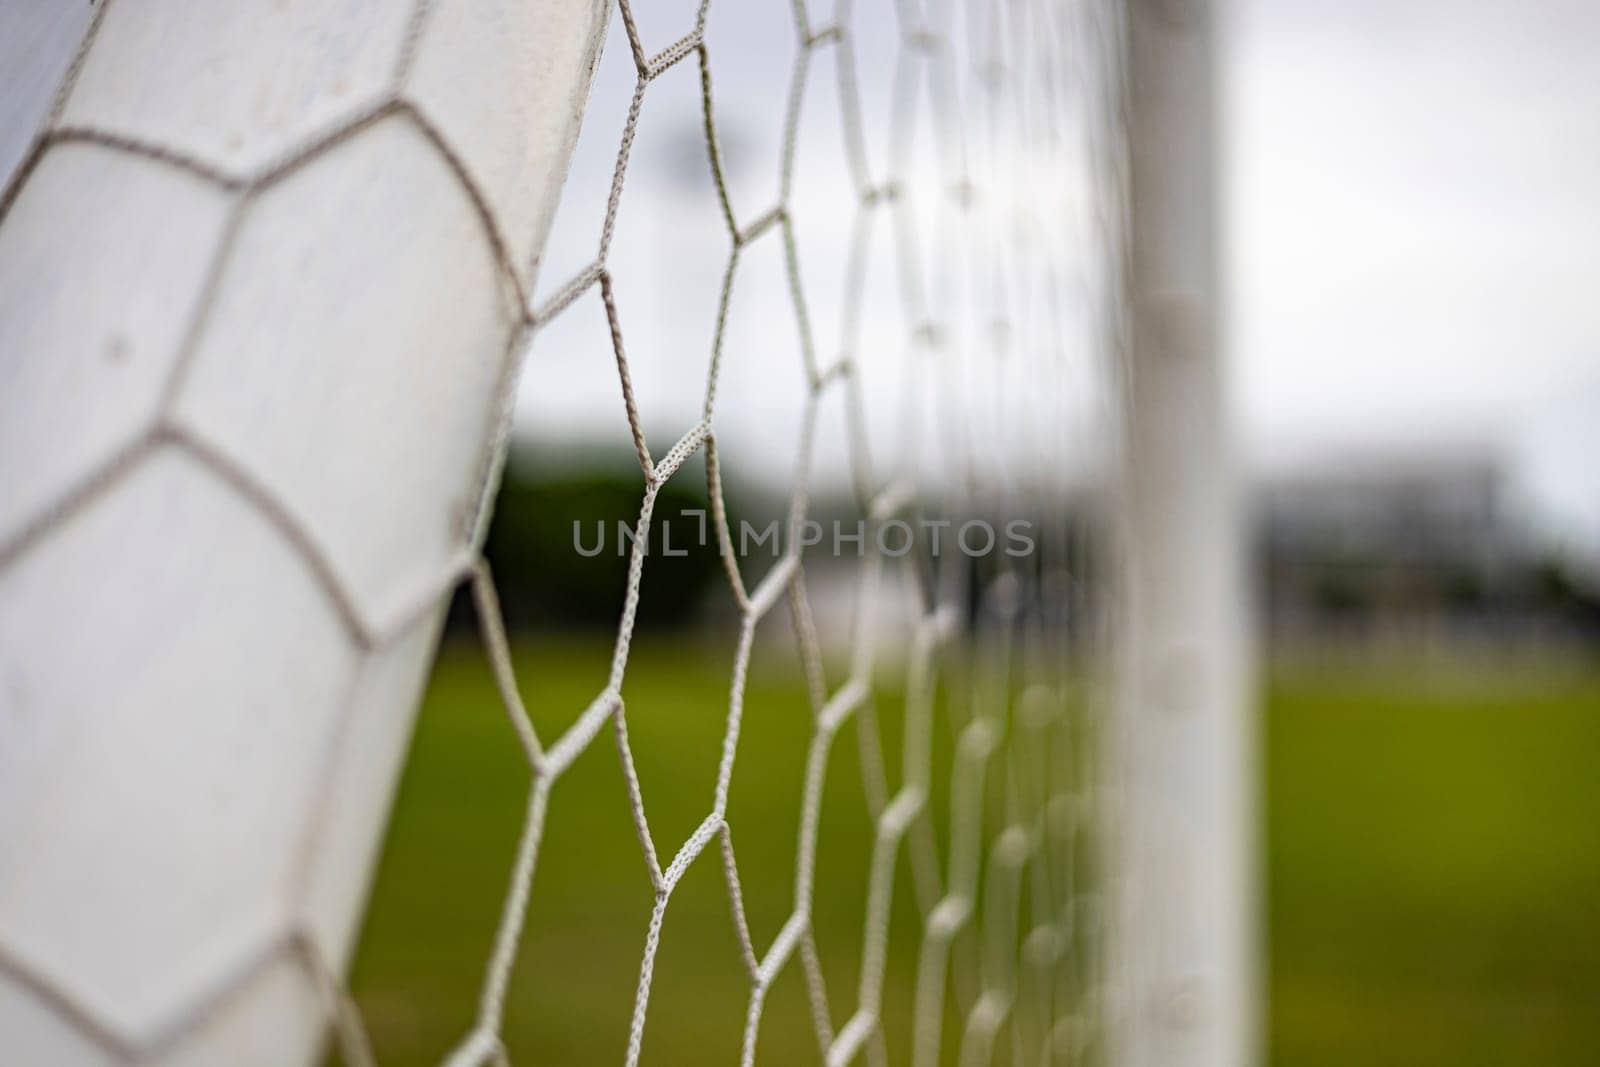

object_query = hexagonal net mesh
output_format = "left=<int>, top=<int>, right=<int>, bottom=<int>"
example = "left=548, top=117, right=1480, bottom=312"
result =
left=0, top=0, right=1131, bottom=1064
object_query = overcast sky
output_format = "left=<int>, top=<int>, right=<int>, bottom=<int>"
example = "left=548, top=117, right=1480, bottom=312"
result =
left=1226, top=0, right=1600, bottom=558
left=512, top=0, right=1599, bottom=562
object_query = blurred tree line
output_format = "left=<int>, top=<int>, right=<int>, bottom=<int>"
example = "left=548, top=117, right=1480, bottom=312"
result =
left=450, top=448, right=739, bottom=631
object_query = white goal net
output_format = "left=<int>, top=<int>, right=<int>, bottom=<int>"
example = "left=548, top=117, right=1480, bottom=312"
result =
left=0, top=1, right=1245, bottom=1065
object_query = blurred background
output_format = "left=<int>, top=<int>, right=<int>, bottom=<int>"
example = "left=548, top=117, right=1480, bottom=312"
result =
left=344, top=0, right=1600, bottom=1064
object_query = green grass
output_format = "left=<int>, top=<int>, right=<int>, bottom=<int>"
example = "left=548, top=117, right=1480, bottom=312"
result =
left=1264, top=659, right=1600, bottom=1066
left=347, top=630, right=933, bottom=1066
left=347, top=637, right=1600, bottom=1065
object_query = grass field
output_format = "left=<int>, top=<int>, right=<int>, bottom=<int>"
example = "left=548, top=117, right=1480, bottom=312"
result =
left=346, top=635, right=1600, bottom=1065
left=1263, top=658, right=1600, bottom=1066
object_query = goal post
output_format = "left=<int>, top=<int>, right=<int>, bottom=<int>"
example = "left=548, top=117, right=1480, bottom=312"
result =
left=0, top=1, right=609, bottom=1063
left=1109, top=1, right=1254, bottom=1065
left=0, top=1, right=1253, bottom=1065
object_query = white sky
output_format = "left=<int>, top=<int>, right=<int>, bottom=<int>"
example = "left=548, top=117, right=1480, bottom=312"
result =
left=1226, top=0, right=1600, bottom=558
left=514, top=0, right=1598, bottom=561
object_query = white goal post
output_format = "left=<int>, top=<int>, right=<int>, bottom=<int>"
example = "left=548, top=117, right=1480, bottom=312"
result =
left=1110, top=2, right=1253, bottom=1065
left=0, top=1, right=609, bottom=1062
left=0, top=1, right=1251, bottom=1065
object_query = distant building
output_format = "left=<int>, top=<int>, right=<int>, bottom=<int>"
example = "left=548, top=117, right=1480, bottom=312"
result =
left=1256, top=453, right=1597, bottom=647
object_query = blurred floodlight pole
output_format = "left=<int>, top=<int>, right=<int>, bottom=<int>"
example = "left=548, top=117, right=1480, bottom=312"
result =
left=1110, top=0, right=1255, bottom=1065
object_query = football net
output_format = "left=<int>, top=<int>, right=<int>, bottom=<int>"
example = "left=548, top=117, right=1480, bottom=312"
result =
left=0, top=0, right=1243, bottom=1065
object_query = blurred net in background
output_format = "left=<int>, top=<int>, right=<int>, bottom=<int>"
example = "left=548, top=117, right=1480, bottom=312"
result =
left=434, top=0, right=1131, bottom=1064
